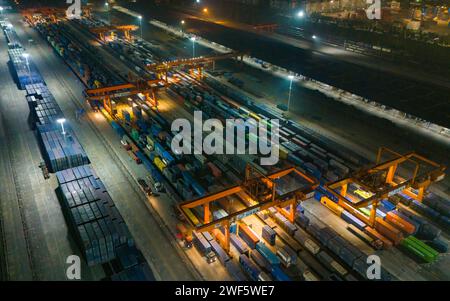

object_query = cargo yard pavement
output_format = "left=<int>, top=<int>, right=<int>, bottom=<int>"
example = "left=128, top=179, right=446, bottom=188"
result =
left=11, top=11, right=228, bottom=281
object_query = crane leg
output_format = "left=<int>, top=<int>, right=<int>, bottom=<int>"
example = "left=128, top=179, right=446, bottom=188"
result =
left=224, top=223, right=230, bottom=254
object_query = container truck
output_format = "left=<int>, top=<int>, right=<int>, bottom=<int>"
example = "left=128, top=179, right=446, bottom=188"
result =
left=192, top=231, right=216, bottom=263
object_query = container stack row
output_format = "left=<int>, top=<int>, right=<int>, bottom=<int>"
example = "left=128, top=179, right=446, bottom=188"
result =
left=37, top=123, right=90, bottom=172
left=56, top=165, right=134, bottom=266
left=26, top=83, right=64, bottom=127
left=1, top=23, right=154, bottom=280
left=6, top=47, right=44, bottom=89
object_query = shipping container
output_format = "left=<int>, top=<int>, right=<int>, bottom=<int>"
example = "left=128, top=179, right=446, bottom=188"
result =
left=239, top=254, right=262, bottom=281
left=256, top=242, right=280, bottom=266
left=238, top=223, right=260, bottom=249
left=230, top=233, right=249, bottom=255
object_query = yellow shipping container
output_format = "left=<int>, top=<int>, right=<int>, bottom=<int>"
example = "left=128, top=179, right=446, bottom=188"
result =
left=320, top=196, right=344, bottom=216
left=249, top=112, right=261, bottom=121
left=278, top=145, right=289, bottom=160
left=154, top=156, right=166, bottom=172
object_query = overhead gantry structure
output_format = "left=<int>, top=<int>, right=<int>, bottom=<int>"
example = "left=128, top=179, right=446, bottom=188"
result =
left=84, top=79, right=166, bottom=113
left=179, top=164, right=318, bottom=253
left=147, top=51, right=245, bottom=81
left=324, top=147, right=446, bottom=227
left=22, top=5, right=93, bottom=24
left=89, top=25, right=139, bottom=42
left=21, top=7, right=66, bottom=24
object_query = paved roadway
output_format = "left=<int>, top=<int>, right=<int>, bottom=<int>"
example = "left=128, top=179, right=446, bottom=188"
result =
left=14, top=12, right=231, bottom=280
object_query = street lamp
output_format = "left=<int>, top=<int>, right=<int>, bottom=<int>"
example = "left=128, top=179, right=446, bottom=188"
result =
left=105, top=2, right=110, bottom=24
left=138, top=15, right=143, bottom=39
left=190, top=36, right=196, bottom=58
left=180, top=20, right=185, bottom=33
left=0, top=7, right=4, bottom=17
left=297, top=10, right=305, bottom=18
left=57, top=118, right=66, bottom=135
left=312, top=35, right=317, bottom=40
left=22, top=53, right=32, bottom=84
left=287, top=75, right=294, bottom=112
left=203, top=8, right=208, bottom=13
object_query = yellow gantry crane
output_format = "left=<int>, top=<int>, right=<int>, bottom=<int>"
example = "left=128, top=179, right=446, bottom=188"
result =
left=324, top=147, right=446, bottom=227
left=179, top=164, right=318, bottom=253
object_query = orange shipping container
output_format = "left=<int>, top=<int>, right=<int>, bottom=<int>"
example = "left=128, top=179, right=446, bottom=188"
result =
left=385, top=212, right=415, bottom=235
left=364, top=226, right=393, bottom=249
left=238, top=223, right=259, bottom=248
left=375, top=217, right=403, bottom=245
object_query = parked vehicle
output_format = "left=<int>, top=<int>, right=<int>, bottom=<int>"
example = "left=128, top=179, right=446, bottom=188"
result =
left=137, top=178, right=152, bottom=196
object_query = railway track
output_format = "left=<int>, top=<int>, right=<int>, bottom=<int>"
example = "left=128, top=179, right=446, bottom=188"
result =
left=0, top=118, right=37, bottom=280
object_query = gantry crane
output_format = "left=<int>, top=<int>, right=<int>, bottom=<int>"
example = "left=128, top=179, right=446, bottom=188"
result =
left=89, top=25, right=139, bottom=42
left=147, top=51, right=245, bottom=81
left=179, top=164, right=318, bottom=253
left=84, top=79, right=166, bottom=113
left=324, top=147, right=446, bottom=227
left=21, top=7, right=66, bottom=24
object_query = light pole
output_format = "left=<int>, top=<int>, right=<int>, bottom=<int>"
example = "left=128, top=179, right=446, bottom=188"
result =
left=287, top=75, right=294, bottom=112
left=105, top=2, right=110, bottom=24
left=22, top=53, right=32, bottom=84
left=57, top=118, right=66, bottom=135
left=0, top=7, right=4, bottom=18
left=190, top=36, right=196, bottom=58
left=180, top=20, right=185, bottom=34
left=138, top=15, right=143, bottom=39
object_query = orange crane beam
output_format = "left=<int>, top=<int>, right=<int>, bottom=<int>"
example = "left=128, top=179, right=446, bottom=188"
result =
left=179, top=164, right=318, bottom=253
left=147, top=52, right=245, bottom=81
left=90, top=25, right=139, bottom=42
left=85, top=79, right=166, bottom=110
left=324, top=147, right=445, bottom=227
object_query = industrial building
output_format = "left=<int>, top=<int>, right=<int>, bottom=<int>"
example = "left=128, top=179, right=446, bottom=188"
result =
left=0, top=0, right=449, bottom=283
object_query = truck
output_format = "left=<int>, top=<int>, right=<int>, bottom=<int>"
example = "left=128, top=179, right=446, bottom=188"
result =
left=276, top=245, right=297, bottom=268
left=176, top=223, right=193, bottom=248
left=192, top=231, right=216, bottom=263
